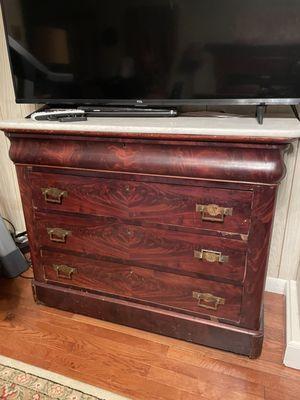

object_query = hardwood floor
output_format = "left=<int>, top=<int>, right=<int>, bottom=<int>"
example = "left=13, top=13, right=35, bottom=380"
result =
left=0, top=273, right=299, bottom=400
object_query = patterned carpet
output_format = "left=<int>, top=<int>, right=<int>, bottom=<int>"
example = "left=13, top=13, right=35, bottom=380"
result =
left=0, top=356, right=129, bottom=400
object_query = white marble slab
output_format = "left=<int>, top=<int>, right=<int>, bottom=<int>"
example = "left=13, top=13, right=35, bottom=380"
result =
left=1, top=116, right=300, bottom=138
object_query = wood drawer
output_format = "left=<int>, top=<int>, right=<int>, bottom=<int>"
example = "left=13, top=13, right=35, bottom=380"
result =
left=36, top=212, right=247, bottom=283
left=41, top=250, right=242, bottom=322
left=30, top=172, right=253, bottom=235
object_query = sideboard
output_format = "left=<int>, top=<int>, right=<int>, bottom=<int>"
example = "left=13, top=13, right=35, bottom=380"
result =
left=1, top=117, right=298, bottom=358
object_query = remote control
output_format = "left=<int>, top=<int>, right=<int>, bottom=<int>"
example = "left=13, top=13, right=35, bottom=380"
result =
left=59, top=116, right=87, bottom=122
left=31, top=109, right=86, bottom=121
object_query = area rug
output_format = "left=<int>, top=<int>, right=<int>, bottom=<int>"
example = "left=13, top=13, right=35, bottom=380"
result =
left=0, top=355, right=130, bottom=400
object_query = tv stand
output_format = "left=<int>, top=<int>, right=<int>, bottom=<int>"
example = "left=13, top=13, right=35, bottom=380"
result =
left=256, top=104, right=300, bottom=125
left=291, top=105, right=300, bottom=121
left=255, top=104, right=267, bottom=125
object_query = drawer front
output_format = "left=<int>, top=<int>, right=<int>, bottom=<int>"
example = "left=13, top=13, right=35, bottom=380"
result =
left=30, top=172, right=253, bottom=235
left=36, top=213, right=247, bottom=283
left=41, top=250, right=242, bottom=322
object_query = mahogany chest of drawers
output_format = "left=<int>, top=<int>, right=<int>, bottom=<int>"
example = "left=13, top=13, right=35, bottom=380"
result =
left=4, top=124, right=290, bottom=358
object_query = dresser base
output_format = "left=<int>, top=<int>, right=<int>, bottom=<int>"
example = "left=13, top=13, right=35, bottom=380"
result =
left=33, top=281, right=263, bottom=358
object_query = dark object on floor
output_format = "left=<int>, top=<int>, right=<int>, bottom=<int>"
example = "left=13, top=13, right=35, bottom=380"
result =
left=0, top=217, right=29, bottom=278
left=14, top=232, right=30, bottom=254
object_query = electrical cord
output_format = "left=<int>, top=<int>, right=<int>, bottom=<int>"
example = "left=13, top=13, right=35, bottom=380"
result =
left=19, top=274, right=34, bottom=280
left=19, top=264, right=34, bottom=280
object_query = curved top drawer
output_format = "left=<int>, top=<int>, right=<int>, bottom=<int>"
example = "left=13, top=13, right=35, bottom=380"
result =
left=30, top=172, right=252, bottom=235
left=9, top=138, right=286, bottom=184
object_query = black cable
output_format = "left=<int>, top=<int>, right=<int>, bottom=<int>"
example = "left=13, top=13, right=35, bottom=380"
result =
left=19, top=264, right=33, bottom=280
left=19, top=274, right=34, bottom=280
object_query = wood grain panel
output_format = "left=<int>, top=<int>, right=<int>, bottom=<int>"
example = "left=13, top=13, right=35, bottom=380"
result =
left=240, top=185, right=278, bottom=329
left=35, top=212, right=247, bottom=283
left=30, top=171, right=253, bottom=235
left=41, top=251, right=242, bottom=322
left=34, top=281, right=262, bottom=357
left=16, top=166, right=45, bottom=281
left=8, top=136, right=286, bottom=184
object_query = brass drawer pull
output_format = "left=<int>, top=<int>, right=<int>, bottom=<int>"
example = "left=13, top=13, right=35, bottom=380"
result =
left=52, top=264, right=76, bottom=279
left=41, top=188, right=68, bottom=204
left=194, top=249, right=229, bottom=263
left=47, top=228, right=71, bottom=243
left=193, top=291, right=225, bottom=310
left=196, top=204, right=233, bottom=222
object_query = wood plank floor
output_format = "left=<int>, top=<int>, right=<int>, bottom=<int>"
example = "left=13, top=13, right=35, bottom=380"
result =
left=1, top=273, right=300, bottom=400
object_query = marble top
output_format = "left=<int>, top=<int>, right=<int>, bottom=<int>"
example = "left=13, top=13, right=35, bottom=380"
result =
left=1, top=116, right=300, bottom=140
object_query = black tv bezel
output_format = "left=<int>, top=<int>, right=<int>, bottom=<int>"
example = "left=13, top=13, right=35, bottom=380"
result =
left=2, top=0, right=300, bottom=108
left=14, top=98, right=300, bottom=106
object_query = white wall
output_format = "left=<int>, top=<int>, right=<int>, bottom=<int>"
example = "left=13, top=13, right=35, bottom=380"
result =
left=268, top=142, right=300, bottom=280
left=0, top=11, right=300, bottom=279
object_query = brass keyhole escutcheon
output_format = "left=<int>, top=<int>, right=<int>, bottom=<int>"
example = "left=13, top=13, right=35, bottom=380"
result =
left=206, top=204, right=222, bottom=217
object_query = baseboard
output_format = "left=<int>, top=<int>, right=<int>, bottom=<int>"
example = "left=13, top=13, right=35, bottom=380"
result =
left=283, top=280, right=300, bottom=370
left=265, top=276, right=287, bottom=294
left=265, top=278, right=300, bottom=370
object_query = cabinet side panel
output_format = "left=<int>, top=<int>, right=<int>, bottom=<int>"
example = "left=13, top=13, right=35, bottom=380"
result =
left=15, top=165, right=44, bottom=282
left=240, top=185, right=278, bottom=329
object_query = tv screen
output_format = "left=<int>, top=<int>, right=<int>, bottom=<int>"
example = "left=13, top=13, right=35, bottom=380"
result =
left=2, top=0, right=300, bottom=105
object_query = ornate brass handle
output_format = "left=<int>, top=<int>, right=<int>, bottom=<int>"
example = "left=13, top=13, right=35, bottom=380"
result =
left=41, top=188, right=68, bottom=204
left=194, top=249, right=229, bottom=263
left=193, top=291, right=225, bottom=310
left=52, top=264, right=76, bottom=279
left=47, top=228, right=71, bottom=243
left=196, top=204, right=233, bottom=222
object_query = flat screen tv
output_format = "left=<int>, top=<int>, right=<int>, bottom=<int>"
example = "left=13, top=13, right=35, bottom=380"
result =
left=2, top=0, right=300, bottom=106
